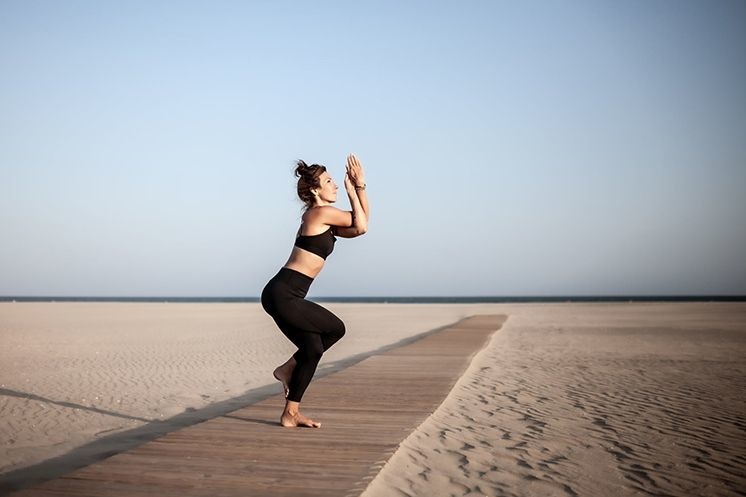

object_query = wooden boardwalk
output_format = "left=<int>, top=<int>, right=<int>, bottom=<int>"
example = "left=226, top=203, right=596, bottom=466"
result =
left=10, top=314, right=506, bottom=497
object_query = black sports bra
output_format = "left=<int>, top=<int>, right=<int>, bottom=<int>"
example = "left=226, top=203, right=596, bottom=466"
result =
left=294, top=227, right=336, bottom=260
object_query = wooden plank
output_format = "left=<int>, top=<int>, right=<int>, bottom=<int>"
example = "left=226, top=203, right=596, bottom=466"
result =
left=9, top=315, right=506, bottom=497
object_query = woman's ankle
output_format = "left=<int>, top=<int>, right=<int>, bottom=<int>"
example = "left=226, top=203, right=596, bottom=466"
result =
left=284, top=400, right=300, bottom=416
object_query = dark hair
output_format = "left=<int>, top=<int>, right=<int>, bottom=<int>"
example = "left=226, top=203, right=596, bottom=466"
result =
left=295, top=159, right=327, bottom=210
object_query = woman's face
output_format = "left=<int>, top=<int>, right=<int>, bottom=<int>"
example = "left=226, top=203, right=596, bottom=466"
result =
left=315, top=171, right=338, bottom=204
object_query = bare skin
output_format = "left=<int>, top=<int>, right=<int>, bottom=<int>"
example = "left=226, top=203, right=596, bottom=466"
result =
left=272, top=154, right=369, bottom=428
left=281, top=400, right=321, bottom=428
left=272, top=356, right=295, bottom=398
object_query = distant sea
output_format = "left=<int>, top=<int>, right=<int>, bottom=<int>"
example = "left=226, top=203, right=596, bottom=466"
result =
left=1, top=296, right=744, bottom=303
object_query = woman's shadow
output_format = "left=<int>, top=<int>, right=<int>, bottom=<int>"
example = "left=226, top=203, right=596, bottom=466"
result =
left=0, top=382, right=282, bottom=495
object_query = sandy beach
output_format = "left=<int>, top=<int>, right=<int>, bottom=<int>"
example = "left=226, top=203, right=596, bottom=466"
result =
left=0, top=302, right=485, bottom=478
left=1, top=302, right=745, bottom=496
left=362, top=302, right=746, bottom=497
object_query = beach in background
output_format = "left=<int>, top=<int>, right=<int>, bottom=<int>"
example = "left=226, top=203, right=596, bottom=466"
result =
left=361, top=302, right=746, bottom=497
left=1, top=302, right=745, bottom=496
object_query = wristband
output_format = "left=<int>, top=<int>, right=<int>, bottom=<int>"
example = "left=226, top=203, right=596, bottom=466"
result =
left=355, top=183, right=366, bottom=191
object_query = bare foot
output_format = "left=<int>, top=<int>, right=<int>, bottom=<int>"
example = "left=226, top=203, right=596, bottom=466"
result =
left=273, top=358, right=296, bottom=398
left=273, top=367, right=290, bottom=398
left=280, top=411, right=321, bottom=428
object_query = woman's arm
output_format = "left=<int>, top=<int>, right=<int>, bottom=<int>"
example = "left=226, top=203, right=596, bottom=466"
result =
left=334, top=154, right=368, bottom=238
left=332, top=189, right=367, bottom=238
left=336, top=173, right=367, bottom=236
left=347, top=154, right=369, bottom=220
left=308, top=154, right=369, bottom=238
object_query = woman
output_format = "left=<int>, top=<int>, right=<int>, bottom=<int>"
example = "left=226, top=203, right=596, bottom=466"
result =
left=261, top=153, right=368, bottom=428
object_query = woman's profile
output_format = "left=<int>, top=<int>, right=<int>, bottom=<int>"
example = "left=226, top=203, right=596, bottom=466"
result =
left=261, top=153, right=369, bottom=428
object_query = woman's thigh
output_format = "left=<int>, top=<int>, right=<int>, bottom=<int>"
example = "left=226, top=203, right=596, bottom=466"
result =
left=273, top=297, right=344, bottom=336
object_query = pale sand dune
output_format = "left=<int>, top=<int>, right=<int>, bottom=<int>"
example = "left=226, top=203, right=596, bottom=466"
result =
left=361, top=303, right=746, bottom=497
left=0, top=302, right=495, bottom=476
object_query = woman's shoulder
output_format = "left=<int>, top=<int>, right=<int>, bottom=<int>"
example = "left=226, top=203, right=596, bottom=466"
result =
left=300, top=207, right=333, bottom=234
left=303, top=206, right=344, bottom=223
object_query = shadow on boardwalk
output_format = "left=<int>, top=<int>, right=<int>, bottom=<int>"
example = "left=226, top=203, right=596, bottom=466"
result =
left=0, top=316, right=482, bottom=495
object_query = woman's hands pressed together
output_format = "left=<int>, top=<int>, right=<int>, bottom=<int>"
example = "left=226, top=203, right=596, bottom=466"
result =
left=339, top=152, right=369, bottom=236
left=345, top=153, right=365, bottom=189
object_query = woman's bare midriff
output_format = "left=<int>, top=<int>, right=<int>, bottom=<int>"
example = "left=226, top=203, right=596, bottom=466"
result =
left=283, top=247, right=325, bottom=279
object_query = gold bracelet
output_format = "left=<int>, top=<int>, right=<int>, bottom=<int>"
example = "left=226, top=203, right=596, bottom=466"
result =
left=355, top=183, right=366, bottom=191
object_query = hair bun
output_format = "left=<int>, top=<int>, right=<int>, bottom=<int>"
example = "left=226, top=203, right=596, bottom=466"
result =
left=294, top=159, right=310, bottom=178
left=294, top=159, right=327, bottom=210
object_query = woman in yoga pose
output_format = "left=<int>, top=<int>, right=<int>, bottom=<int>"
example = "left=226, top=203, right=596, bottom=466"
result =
left=261, top=153, right=369, bottom=428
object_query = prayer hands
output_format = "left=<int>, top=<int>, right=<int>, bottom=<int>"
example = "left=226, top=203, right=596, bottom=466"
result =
left=345, top=154, right=365, bottom=188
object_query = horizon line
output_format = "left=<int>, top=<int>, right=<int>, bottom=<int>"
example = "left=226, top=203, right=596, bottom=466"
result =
left=2, top=295, right=745, bottom=303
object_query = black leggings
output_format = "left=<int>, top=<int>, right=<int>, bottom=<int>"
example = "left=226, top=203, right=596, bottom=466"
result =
left=261, top=267, right=346, bottom=402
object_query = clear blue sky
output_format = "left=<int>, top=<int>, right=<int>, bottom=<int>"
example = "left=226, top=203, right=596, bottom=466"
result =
left=1, top=0, right=745, bottom=297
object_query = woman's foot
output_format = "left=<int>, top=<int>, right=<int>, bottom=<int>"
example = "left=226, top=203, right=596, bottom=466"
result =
left=280, top=410, right=321, bottom=428
left=273, top=357, right=296, bottom=398
left=280, top=400, right=321, bottom=428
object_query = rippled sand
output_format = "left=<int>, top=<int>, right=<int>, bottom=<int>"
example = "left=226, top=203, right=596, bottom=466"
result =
left=0, top=302, right=491, bottom=478
left=3, top=302, right=745, bottom=496
left=361, top=303, right=746, bottom=497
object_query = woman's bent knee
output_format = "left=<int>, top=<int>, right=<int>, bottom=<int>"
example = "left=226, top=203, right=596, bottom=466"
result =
left=333, top=318, right=346, bottom=339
